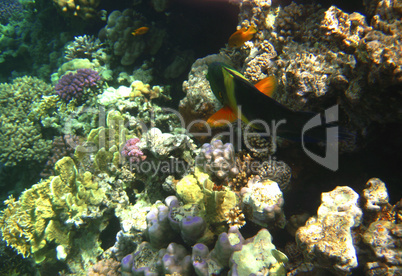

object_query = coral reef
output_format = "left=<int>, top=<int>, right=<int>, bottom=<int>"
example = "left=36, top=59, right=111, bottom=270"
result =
left=241, top=177, right=286, bottom=228
left=230, top=228, right=288, bottom=275
left=179, top=54, right=231, bottom=130
left=175, top=167, right=239, bottom=234
left=0, top=76, right=54, bottom=166
left=100, top=9, right=166, bottom=66
left=121, top=138, right=146, bottom=164
left=196, top=140, right=239, bottom=184
left=55, top=68, right=102, bottom=103
left=87, top=258, right=121, bottom=276
left=0, top=0, right=24, bottom=24
left=65, top=35, right=105, bottom=62
left=52, top=0, right=100, bottom=20
left=296, top=186, right=363, bottom=275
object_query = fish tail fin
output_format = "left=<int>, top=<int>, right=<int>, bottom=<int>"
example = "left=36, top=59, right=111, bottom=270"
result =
left=284, top=110, right=354, bottom=143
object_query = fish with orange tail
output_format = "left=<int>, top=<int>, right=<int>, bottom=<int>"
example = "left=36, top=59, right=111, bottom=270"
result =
left=132, top=26, right=149, bottom=36
left=206, top=62, right=353, bottom=143
left=228, top=25, right=257, bottom=48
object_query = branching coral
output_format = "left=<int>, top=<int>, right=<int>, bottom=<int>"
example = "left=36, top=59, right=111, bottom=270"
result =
left=55, top=68, right=102, bottom=103
left=65, top=35, right=104, bottom=61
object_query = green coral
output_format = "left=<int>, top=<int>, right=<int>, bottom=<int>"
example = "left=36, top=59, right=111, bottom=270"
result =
left=0, top=76, right=54, bottom=166
left=0, top=157, right=106, bottom=265
left=75, top=110, right=129, bottom=172
left=230, top=229, right=288, bottom=276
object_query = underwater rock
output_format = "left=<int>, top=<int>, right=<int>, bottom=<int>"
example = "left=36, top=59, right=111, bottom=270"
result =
left=296, top=186, right=362, bottom=275
left=241, top=177, right=286, bottom=228
left=362, top=177, right=389, bottom=212
left=139, top=127, right=197, bottom=161
left=179, top=54, right=231, bottom=131
left=257, top=159, right=292, bottom=192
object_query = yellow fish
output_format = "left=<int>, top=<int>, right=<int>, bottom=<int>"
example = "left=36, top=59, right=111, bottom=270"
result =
left=228, top=25, right=257, bottom=48
left=132, top=26, right=149, bottom=36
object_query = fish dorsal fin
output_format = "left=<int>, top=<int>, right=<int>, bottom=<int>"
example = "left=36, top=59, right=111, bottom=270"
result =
left=207, top=106, right=237, bottom=128
left=254, top=76, right=277, bottom=97
left=223, top=66, right=249, bottom=83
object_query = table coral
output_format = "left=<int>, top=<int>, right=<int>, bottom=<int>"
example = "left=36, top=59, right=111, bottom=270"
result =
left=296, top=186, right=363, bottom=275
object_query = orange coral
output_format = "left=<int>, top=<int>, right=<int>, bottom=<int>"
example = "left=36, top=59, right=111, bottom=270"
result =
left=87, top=258, right=121, bottom=276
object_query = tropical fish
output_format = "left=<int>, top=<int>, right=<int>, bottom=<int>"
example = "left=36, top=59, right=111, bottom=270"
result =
left=228, top=25, right=257, bottom=48
left=206, top=62, right=343, bottom=142
left=132, top=26, right=149, bottom=36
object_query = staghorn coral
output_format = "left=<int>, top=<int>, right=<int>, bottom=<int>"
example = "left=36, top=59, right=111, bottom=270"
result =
left=52, top=0, right=100, bottom=20
left=65, top=35, right=104, bottom=61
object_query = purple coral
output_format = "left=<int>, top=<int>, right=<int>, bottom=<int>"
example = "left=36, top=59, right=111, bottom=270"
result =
left=121, top=138, right=146, bottom=164
left=55, top=68, right=101, bottom=103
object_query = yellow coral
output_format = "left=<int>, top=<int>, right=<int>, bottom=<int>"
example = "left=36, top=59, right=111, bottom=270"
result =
left=0, top=157, right=105, bottom=263
left=176, top=167, right=239, bottom=233
left=130, top=80, right=163, bottom=100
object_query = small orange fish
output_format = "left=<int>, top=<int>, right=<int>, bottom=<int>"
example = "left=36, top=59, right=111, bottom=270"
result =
left=228, top=25, right=257, bottom=48
left=132, top=26, right=149, bottom=36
